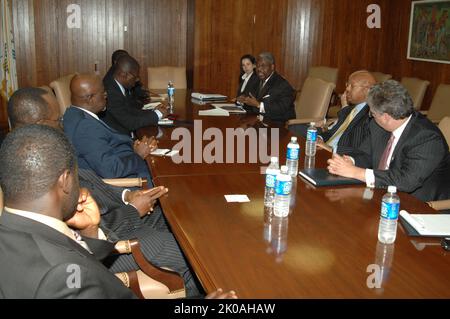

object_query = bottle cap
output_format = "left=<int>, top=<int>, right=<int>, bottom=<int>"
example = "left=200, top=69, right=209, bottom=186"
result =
left=280, top=166, right=288, bottom=173
left=310, top=122, right=315, bottom=126
left=387, top=186, right=397, bottom=193
left=290, top=136, right=297, bottom=143
left=271, top=157, right=279, bottom=163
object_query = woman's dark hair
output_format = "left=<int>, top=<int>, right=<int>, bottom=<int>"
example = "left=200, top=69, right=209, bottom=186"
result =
left=239, top=54, right=256, bottom=76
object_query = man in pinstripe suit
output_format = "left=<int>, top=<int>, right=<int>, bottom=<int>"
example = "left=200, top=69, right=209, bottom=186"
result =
left=328, top=80, right=450, bottom=202
left=6, top=87, right=202, bottom=297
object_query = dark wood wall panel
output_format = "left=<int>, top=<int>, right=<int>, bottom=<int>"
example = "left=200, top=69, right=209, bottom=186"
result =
left=12, top=0, right=187, bottom=88
left=193, top=0, right=286, bottom=97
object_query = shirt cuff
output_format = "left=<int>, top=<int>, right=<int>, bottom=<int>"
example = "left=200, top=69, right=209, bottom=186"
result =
left=155, top=109, right=163, bottom=119
left=260, top=102, right=265, bottom=113
left=365, top=169, right=375, bottom=188
left=122, top=189, right=131, bottom=204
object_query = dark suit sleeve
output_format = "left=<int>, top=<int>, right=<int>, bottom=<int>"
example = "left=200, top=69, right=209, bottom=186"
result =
left=35, top=263, right=135, bottom=298
left=72, top=119, right=144, bottom=178
left=262, top=80, right=295, bottom=121
left=107, top=86, right=159, bottom=131
left=373, top=131, right=447, bottom=193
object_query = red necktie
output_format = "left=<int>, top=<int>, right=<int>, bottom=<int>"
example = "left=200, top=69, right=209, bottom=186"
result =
left=378, top=134, right=395, bottom=170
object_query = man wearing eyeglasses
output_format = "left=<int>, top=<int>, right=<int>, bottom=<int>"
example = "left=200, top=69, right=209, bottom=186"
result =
left=327, top=80, right=450, bottom=202
left=290, top=70, right=376, bottom=154
left=102, top=55, right=168, bottom=136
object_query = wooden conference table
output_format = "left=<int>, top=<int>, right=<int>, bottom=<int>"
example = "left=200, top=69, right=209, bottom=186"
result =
left=138, top=91, right=450, bottom=298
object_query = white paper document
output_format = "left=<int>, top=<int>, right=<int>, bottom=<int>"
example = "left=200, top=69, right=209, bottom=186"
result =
left=211, top=103, right=246, bottom=114
left=224, top=195, right=250, bottom=203
left=150, top=149, right=179, bottom=157
left=400, top=210, right=450, bottom=236
left=191, top=92, right=228, bottom=101
left=198, top=108, right=229, bottom=117
left=142, top=102, right=161, bottom=110
left=158, top=118, right=174, bottom=125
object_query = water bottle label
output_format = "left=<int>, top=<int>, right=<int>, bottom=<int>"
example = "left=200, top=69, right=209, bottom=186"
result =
left=168, top=87, right=175, bottom=96
left=307, top=130, right=317, bottom=142
left=265, top=174, right=277, bottom=188
left=381, top=202, right=399, bottom=220
left=275, top=180, right=292, bottom=196
left=287, top=147, right=299, bottom=160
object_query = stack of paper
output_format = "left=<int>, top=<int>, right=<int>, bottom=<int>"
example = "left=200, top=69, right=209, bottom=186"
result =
left=191, top=92, right=227, bottom=101
left=198, top=108, right=229, bottom=117
left=142, top=102, right=161, bottom=110
left=211, top=103, right=246, bottom=114
left=399, top=210, right=450, bottom=237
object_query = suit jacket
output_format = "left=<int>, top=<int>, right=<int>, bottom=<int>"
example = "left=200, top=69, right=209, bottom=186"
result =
left=63, top=106, right=151, bottom=181
left=245, top=72, right=296, bottom=122
left=102, top=73, right=159, bottom=135
left=322, top=104, right=371, bottom=154
left=0, top=211, right=135, bottom=298
left=349, top=112, right=450, bottom=202
left=236, top=72, right=259, bottom=98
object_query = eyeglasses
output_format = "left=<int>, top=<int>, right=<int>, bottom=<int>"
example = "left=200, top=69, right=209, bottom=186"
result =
left=345, top=82, right=370, bottom=89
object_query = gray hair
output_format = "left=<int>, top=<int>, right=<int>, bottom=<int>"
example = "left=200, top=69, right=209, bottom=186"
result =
left=367, top=80, right=414, bottom=120
left=258, top=52, right=275, bottom=65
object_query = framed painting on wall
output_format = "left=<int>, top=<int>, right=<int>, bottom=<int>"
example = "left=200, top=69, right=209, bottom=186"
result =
left=407, top=0, right=450, bottom=64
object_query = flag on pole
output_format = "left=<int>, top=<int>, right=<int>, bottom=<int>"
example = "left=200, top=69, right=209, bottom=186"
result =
left=1, top=0, right=18, bottom=104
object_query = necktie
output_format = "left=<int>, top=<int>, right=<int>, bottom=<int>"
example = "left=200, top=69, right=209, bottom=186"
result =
left=257, top=80, right=264, bottom=96
left=326, top=106, right=358, bottom=146
left=378, top=134, right=395, bottom=170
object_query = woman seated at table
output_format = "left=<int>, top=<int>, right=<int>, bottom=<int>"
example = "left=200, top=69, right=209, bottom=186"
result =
left=236, top=54, right=259, bottom=99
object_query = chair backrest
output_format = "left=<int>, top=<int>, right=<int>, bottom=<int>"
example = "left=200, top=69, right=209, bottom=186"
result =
left=295, top=77, right=336, bottom=121
left=371, top=71, right=392, bottom=83
left=428, top=84, right=450, bottom=123
left=308, top=66, right=339, bottom=85
left=147, top=66, right=187, bottom=90
left=49, top=73, right=77, bottom=115
left=438, top=116, right=450, bottom=146
left=401, top=77, right=430, bottom=110
left=39, top=85, right=55, bottom=97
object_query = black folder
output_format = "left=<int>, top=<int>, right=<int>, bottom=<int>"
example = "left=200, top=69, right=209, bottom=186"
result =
left=298, top=168, right=364, bottom=187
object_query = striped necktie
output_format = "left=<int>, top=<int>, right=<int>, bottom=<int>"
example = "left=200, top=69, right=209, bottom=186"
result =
left=326, top=106, right=358, bottom=146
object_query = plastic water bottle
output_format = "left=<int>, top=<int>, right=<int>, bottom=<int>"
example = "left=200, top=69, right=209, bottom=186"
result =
left=274, top=166, right=292, bottom=218
left=167, top=81, right=175, bottom=112
left=378, top=186, right=400, bottom=244
left=305, top=122, right=317, bottom=157
left=286, top=137, right=300, bottom=177
left=264, top=157, right=280, bottom=207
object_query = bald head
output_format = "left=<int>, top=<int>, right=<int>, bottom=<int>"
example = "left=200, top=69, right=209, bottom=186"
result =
left=8, top=87, right=61, bottom=130
left=345, top=70, right=377, bottom=105
left=70, top=74, right=106, bottom=114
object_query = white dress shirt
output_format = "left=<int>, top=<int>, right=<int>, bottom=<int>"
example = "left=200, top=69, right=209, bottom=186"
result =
left=240, top=72, right=254, bottom=93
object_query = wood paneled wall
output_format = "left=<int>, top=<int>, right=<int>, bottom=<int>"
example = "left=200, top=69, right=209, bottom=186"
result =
left=194, top=0, right=450, bottom=110
left=12, top=0, right=187, bottom=88
left=5, top=0, right=450, bottom=132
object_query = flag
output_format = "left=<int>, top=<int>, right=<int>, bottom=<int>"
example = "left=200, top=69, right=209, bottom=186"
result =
left=0, top=0, right=18, bottom=104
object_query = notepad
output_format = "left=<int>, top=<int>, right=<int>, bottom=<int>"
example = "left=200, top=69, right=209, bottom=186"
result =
left=198, top=108, right=230, bottom=117
left=298, top=168, right=364, bottom=187
left=399, top=210, right=450, bottom=237
left=211, top=103, right=246, bottom=114
left=191, top=92, right=228, bottom=101
left=142, top=102, right=161, bottom=110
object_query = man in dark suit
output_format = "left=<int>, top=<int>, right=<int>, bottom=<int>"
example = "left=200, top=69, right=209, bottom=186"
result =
left=328, top=80, right=450, bottom=202
left=64, top=74, right=155, bottom=181
left=7, top=86, right=203, bottom=297
left=290, top=70, right=376, bottom=154
left=237, top=52, right=296, bottom=122
left=0, top=125, right=136, bottom=298
left=102, top=55, right=168, bottom=135
left=105, top=49, right=151, bottom=105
